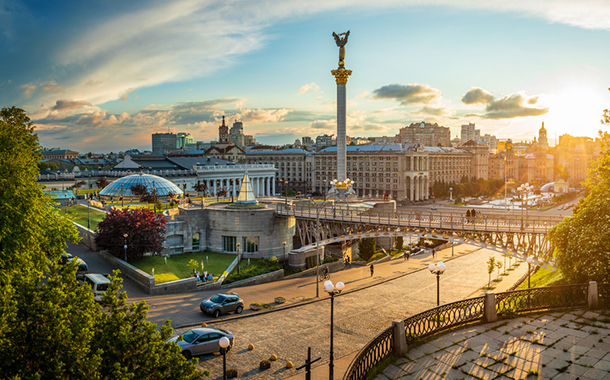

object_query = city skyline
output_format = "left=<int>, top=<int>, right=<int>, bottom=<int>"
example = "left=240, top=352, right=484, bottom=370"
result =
left=3, top=0, right=610, bottom=152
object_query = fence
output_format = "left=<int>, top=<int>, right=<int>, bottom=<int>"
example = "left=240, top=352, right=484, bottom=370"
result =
left=343, top=282, right=602, bottom=380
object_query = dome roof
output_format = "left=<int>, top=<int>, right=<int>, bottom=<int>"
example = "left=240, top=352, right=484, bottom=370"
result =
left=99, top=174, right=183, bottom=199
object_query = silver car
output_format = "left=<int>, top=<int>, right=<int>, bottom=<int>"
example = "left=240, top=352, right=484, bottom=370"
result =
left=167, top=327, right=234, bottom=360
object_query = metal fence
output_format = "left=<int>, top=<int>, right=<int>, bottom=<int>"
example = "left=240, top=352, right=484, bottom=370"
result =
left=599, top=283, right=610, bottom=308
left=403, top=296, right=486, bottom=345
left=496, top=284, right=588, bottom=315
left=344, top=283, right=597, bottom=380
left=343, top=326, right=394, bottom=380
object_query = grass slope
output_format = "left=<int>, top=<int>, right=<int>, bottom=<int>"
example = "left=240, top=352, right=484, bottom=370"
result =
left=65, top=204, right=106, bottom=230
left=134, top=252, right=236, bottom=284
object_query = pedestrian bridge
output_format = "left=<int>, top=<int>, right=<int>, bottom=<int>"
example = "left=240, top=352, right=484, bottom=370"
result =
left=272, top=203, right=565, bottom=270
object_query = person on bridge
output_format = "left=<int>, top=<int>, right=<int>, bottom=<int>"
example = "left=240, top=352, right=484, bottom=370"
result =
left=466, top=209, right=471, bottom=223
left=370, top=264, right=374, bottom=277
left=471, top=209, right=476, bottom=222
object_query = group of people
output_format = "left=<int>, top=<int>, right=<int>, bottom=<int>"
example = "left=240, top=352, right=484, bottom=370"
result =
left=466, top=208, right=477, bottom=223
left=196, top=271, right=214, bottom=283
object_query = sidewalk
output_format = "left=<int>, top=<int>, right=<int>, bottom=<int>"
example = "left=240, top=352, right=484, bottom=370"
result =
left=283, top=247, right=530, bottom=380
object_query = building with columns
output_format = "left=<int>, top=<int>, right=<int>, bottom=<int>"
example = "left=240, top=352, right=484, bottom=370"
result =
left=245, top=148, right=310, bottom=195
left=195, top=163, right=277, bottom=198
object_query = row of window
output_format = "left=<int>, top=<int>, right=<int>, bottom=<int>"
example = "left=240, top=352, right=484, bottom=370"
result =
left=222, top=236, right=259, bottom=253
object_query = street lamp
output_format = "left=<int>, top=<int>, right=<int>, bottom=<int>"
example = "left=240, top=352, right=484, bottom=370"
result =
left=323, top=179, right=327, bottom=201
left=428, top=262, right=446, bottom=306
left=526, top=256, right=534, bottom=288
left=517, top=183, right=534, bottom=229
left=324, top=279, right=345, bottom=380
left=283, top=241, right=287, bottom=267
left=123, top=233, right=128, bottom=262
left=87, top=199, right=91, bottom=229
left=121, top=183, right=124, bottom=208
left=236, top=242, right=241, bottom=274
left=449, top=187, right=453, bottom=202
left=219, top=336, right=231, bottom=380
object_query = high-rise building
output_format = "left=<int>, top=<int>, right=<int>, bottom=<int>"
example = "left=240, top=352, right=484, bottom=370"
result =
left=315, top=134, right=335, bottom=151
left=176, top=132, right=194, bottom=150
left=460, top=123, right=480, bottom=144
left=229, top=121, right=245, bottom=147
left=218, top=116, right=229, bottom=143
left=302, top=136, right=313, bottom=146
left=395, top=122, right=451, bottom=147
left=538, top=122, right=548, bottom=149
left=152, top=133, right=177, bottom=154
left=481, top=134, right=498, bottom=152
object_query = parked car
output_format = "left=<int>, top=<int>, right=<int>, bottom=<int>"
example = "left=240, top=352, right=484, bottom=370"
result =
left=200, top=293, right=244, bottom=318
left=430, top=206, right=438, bottom=210
left=82, top=273, right=111, bottom=302
left=167, top=327, right=234, bottom=359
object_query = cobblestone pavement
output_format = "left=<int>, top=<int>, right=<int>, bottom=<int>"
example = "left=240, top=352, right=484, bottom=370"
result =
left=376, top=309, right=610, bottom=380
left=172, top=247, right=529, bottom=380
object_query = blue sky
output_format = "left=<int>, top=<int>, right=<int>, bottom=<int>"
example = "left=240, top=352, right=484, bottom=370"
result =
left=2, top=0, right=610, bottom=152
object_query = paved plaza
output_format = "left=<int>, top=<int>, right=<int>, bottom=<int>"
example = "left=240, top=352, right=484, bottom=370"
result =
left=376, top=308, right=610, bottom=380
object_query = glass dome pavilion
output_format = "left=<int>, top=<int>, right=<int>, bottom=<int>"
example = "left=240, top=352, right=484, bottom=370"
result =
left=99, top=174, right=183, bottom=199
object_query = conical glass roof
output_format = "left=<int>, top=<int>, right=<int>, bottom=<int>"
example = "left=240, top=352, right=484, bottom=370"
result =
left=99, top=173, right=183, bottom=198
left=235, top=172, right=257, bottom=204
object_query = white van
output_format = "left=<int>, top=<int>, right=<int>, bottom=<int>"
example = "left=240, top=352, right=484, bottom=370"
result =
left=83, top=273, right=111, bottom=302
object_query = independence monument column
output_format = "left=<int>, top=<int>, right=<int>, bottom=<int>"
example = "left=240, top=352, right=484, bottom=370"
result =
left=329, top=31, right=354, bottom=199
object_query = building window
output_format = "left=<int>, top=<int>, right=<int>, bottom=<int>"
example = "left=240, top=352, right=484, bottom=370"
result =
left=192, top=233, right=200, bottom=251
left=223, top=236, right=237, bottom=252
left=243, top=236, right=259, bottom=253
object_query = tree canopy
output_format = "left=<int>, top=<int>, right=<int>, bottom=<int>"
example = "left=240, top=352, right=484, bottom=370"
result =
left=96, top=208, right=167, bottom=262
left=548, top=116, right=610, bottom=282
left=0, top=107, right=203, bottom=379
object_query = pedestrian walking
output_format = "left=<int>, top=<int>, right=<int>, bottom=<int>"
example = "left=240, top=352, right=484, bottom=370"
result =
left=471, top=208, right=476, bottom=222
left=432, top=248, right=436, bottom=259
left=370, top=264, right=374, bottom=277
left=466, top=209, right=471, bottom=223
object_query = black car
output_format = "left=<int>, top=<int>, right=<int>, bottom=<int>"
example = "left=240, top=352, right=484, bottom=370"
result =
left=60, top=253, right=89, bottom=279
left=200, top=293, right=244, bottom=318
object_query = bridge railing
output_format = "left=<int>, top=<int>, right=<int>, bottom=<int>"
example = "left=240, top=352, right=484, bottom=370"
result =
left=344, top=283, right=597, bottom=380
left=274, top=203, right=563, bottom=233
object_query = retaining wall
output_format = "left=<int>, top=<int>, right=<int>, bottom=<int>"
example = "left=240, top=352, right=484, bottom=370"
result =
left=221, top=269, right=284, bottom=289
left=284, top=259, right=345, bottom=279
left=73, top=222, right=97, bottom=252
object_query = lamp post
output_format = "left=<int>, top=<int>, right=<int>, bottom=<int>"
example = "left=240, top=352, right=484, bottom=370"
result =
left=449, top=187, right=453, bottom=202
left=153, top=186, right=157, bottom=214
left=428, top=262, right=446, bottom=306
left=219, top=336, right=231, bottom=380
left=123, top=233, right=128, bottom=262
left=526, top=256, right=534, bottom=288
left=236, top=242, right=241, bottom=274
left=324, top=279, right=345, bottom=380
left=323, top=179, right=327, bottom=201
left=517, top=183, right=533, bottom=230
left=283, top=241, right=287, bottom=267
left=121, top=183, right=124, bottom=208
left=87, top=199, right=91, bottom=229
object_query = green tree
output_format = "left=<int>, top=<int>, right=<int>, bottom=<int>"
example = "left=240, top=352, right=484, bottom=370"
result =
left=395, top=236, right=404, bottom=251
left=549, top=130, right=610, bottom=283
left=486, top=256, right=496, bottom=287
left=0, top=106, right=78, bottom=281
left=358, top=237, right=377, bottom=261
left=0, top=107, right=204, bottom=379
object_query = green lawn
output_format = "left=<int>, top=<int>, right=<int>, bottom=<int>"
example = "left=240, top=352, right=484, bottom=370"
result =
left=65, top=204, right=106, bottom=230
left=133, top=252, right=236, bottom=284
left=518, top=267, right=567, bottom=289
left=223, top=258, right=282, bottom=284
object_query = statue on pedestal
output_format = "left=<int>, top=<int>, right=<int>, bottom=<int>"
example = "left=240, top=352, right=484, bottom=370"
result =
left=332, top=31, right=350, bottom=67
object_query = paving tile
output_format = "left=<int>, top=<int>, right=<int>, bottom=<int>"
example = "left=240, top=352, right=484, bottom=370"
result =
left=442, top=368, right=472, bottom=380
left=473, top=355, right=496, bottom=368
left=583, top=311, right=600, bottom=320
left=575, top=335, right=600, bottom=349
left=428, top=361, right=453, bottom=377
left=574, top=354, right=599, bottom=367
left=482, top=330, right=504, bottom=340
left=487, top=361, right=514, bottom=376
left=373, top=373, right=390, bottom=380
left=382, top=364, right=402, bottom=379
left=461, top=362, right=497, bottom=380
left=593, top=358, right=610, bottom=371
left=405, top=348, right=426, bottom=360
left=546, top=357, right=571, bottom=371
left=583, top=367, right=610, bottom=379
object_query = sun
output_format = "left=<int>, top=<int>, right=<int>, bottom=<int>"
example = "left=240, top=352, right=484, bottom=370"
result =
left=543, top=84, right=609, bottom=138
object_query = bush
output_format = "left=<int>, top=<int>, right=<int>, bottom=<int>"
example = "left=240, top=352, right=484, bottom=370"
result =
left=223, top=258, right=282, bottom=284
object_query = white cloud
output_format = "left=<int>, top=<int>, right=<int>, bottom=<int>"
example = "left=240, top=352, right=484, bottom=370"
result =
left=298, top=82, right=320, bottom=94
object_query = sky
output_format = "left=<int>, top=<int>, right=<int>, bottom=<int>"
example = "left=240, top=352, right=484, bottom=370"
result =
left=2, top=0, right=610, bottom=153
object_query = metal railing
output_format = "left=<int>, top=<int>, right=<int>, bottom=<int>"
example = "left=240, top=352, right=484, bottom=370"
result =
left=496, top=284, right=587, bottom=315
left=344, top=283, right=596, bottom=380
left=599, top=283, right=610, bottom=308
left=275, top=203, right=563, bottom=233
left=343, top=326, right=393, bottom=380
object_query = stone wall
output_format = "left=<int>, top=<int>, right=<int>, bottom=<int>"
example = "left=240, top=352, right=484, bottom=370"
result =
left=288, top=246, right=325, bottom=270
left=221, top=269, right=284, bottom=289
left=284, top=258, right=345, bottom=279
left=73, top=222, right=97, bottom=252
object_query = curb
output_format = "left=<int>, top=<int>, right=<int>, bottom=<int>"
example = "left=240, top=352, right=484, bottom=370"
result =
left=173, top=246, right=484, bottom=329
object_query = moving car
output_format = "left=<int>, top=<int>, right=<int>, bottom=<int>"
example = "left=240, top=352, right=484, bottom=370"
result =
left=167, top=327, right=234, bottom=359
left=200, top=293, right=244, bottom=318
left=60, top=253, right=89, bottom=279
left=82, top=273, right=111, bottom=302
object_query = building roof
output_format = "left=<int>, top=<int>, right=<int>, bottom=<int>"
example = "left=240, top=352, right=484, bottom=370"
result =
left=423, top=147, right=471, bottom=154
left=99, top=174, right=183, bottom=198
left=246, top=148, right=307, bottom=155
left=43, top=149, right=78, bottom=154
left=319, top=144, right=403, bottom=153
